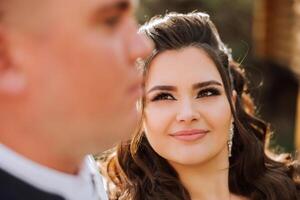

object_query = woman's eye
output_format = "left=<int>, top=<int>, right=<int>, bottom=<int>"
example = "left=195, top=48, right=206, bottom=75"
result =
left=151, top=93, right=176, bottom=101
left=197, top=88, right=221, bottom=98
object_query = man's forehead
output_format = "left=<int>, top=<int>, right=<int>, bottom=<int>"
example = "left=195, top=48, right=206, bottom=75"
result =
left=1, top=0, right=137, bottom=26
left=2, top=0, right=136, bottom=14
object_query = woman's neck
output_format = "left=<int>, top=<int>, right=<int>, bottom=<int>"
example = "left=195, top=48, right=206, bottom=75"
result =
left=170, top=147, right=232, bottom=200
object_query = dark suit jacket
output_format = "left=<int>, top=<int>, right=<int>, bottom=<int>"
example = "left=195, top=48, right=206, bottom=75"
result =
left=0, top=168, right=65, bottom=200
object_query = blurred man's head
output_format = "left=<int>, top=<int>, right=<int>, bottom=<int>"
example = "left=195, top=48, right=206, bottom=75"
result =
left=0, top=0, right=152, bottom=159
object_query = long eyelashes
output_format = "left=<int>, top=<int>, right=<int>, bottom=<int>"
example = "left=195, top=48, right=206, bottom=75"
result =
left=151, top=92, right=176, bottom=101
left=150, top=87, right=221, bottom=102
left=196, top=87, right=221, bottom=98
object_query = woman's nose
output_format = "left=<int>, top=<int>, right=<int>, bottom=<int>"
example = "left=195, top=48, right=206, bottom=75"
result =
left=176, top=100, right=200, bottom=123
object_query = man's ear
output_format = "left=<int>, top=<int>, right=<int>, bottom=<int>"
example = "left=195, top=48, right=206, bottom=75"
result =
left=0, top=27, right=26, bottom=96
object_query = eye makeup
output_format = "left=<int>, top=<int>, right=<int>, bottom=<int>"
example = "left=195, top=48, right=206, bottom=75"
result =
left=196, top=87, right=222, bottom=98
left=146, top=80, right=223, bottom=102
left=151, top=92, right=176, bottom=102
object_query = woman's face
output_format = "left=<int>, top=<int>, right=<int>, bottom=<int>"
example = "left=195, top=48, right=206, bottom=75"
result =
left=143, top=46, right=233, bottom=166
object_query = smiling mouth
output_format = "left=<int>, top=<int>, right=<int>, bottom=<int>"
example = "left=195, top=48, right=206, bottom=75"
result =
left=169, top=129, right=209, bottom=142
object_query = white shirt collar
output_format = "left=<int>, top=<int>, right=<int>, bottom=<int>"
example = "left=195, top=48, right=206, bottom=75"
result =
left=0, top=144, right=108, bottom=200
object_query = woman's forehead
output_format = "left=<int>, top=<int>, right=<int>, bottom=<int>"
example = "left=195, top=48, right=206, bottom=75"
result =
left=145, top=47, right=223, bottom=88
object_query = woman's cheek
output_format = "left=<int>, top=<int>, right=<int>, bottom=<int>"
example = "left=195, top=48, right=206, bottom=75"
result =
left=144, top=104, right=175, bottom=137
left=201, top=96, right=232, bottom=121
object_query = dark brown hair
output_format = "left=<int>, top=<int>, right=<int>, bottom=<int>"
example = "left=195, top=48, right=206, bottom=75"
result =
left=101, top=12, right=300, bottom=200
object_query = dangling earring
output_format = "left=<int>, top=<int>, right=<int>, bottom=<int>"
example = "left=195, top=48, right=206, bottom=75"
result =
left=228, top=122, right=234, bottom=157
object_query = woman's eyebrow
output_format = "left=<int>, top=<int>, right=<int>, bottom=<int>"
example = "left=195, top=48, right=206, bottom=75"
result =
left=146, top=85, right=177, bottom=94
left=192, top=80, right=222, bottom=90
left=146, top=80, right=222, bottom=94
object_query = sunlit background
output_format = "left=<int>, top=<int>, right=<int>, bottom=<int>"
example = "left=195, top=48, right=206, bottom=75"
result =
left=136, top=0, right=300, bottom=154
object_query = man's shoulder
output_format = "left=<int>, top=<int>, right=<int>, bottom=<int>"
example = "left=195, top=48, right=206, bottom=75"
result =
left=0, top=168, right=65, bottom=200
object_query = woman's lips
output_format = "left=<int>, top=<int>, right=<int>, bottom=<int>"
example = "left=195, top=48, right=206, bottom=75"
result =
left=169, top=129, right=209, bottom=142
